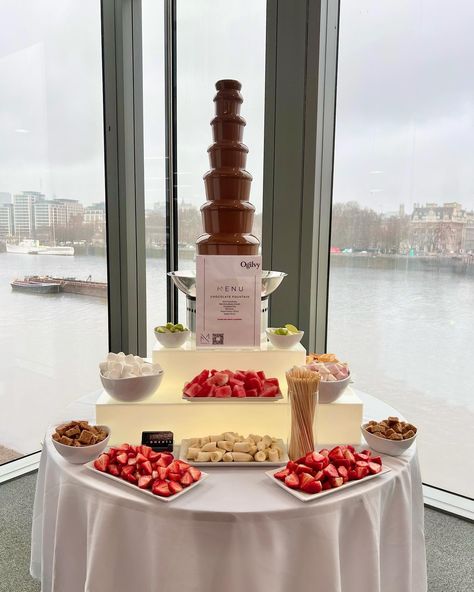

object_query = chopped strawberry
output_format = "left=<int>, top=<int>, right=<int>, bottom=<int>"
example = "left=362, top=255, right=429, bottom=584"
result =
left=370, top=456, right=382, bottom=466
left=116, top=452, right=128, bottom=465
left=286, top=461, right=298, bottom=472
left=296, top=464, right=314, bottom=475
left=152, top=480, right=171, bottom=497
left=167, top=460, right=181, bottom=473
left=330, top=477, right=344, bottom=488
left=135, top=452, right=148, bottom=464
left=368, top=462, right=382, bottom=474
left=319, top=448, right=330, bottom=457
left=149, top=451, right=161, bottom=462
left=274, top=468, right=290, bottom=481
left=168, top=481, right=183, bottom=495
left=94, top=453, right=110, bottom=472
left=353, top=466, right=369, bottom=479
left=322, top=481, right=332, bottom=490
left=121, top=465, right=135, bottom=478
left=127, top=457, right=137, bottom=466
left=215, top=385, right=232, bottom=398
left=138, top=475, right=153, bottom=489
left=347, top=445, right=356, bottom=453
left=245, top=388, right=258, bottom=397
left=360, top=449, right=372, bottom=457
left=323, top=464, right=339, bottom=479
left=177, top=460, right=191, bottom=473
left=140, top=445, right=152, bottom=458
left=355, top=453, right=369, bottom=462
left=180, top=472, right=194, bottom=487
left=152, top=470, right=158, bottom=479
left=332, top=458, right=351, bottom=469
left=157, top=466, right=168, bottom=480
left=188, top=467, right=202, bottom=482
left=343, top=449, right=355, bottom=463
left=305, top=451, right=326, bottom=466
left=156, top=453, right=173, bottom=467
left=304, top=479, right=323, bottom=494
left=284, top=473, right=300, bottom=489
left=108, top=463, right=120, bottom=477
left=127, top=473, right=138, bottom=484
left=355, top=460, right=369, bottom=468
left=117, top=443, right=130, bottom=452
left=337, top=466, right=349, bottom=481
left=299, top=472, right=315, bottom=491
left=168, top=472, right=182, bottom=482
left=329, top=446, right=345, bottom=460
left=140, top=460, right=152, bottom=475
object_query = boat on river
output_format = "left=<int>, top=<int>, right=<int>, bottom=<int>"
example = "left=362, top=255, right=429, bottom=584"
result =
left=6, top=240, right=74, bottom=256
left=11, top=279, right=61, bottom=294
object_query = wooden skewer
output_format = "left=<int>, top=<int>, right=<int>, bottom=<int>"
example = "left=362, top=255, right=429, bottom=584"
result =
left=286, top=366, right=320, bottom=460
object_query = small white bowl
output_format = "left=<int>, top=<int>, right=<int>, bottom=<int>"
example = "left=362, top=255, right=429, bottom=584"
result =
left=100, top=369, right=163, bottom=402
left=154, top=329, right=189, bottom=349
left=266, top=329, right=304, bottom=349
left=361, top=424, right=417, bottom=456
left=51, top=425, right=110, bottom=464
left=318, top=374, right=351, bottom=404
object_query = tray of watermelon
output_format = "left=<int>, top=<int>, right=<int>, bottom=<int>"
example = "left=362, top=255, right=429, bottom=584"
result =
left=266, top=445, right=390, bottom=502
left=87, top=444, right=207, bottom=502
left=182, top=369, right=283, bottom=401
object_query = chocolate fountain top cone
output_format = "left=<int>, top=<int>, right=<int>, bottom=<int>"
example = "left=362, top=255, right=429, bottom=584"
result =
left=196, top=79, right=259, bottom=255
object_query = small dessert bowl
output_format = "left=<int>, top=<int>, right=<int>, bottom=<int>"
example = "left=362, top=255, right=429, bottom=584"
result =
left=51, top=425, right=111, bottom=464
left=318, top=374, right=351, bottom=404
left=154, top=328, right=190, bottom=349
left=100, top=368, right=163, bottom=402
left=266, top=328, right=304, bottom=349
left=361, top=423, right=417, bottom=456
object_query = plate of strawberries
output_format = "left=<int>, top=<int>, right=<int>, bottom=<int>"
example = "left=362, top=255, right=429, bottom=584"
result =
left=266, top=445, right=390, bottom=501
left=182, top=369, right=283, bottom=400
left=88, top=443, right=207, bottom=502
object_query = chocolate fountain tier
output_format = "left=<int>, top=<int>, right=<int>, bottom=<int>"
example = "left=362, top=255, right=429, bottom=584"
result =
left=196, top=232, right=260, bottom=256
left=197, top=79, right=260, bottom=256
left=200, top=200, right=254, bottom=234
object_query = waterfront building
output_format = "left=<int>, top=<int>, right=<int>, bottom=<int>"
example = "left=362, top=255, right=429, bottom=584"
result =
left=13, top=191, right=44, bottom=237
left=462, top=225, right=474, bottom=254
left=34, top=199, right=68, bottom=229
left=409, top=202, right=473, bottom=254
left=52, top=198, right=84, bottom=223
left=84, top=202, right=106, bottom=227
left=0, top=204, right=13, bottom=237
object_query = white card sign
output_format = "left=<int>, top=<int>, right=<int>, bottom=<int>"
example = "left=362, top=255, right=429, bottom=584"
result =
left=196, top=255, right=261, bottom=348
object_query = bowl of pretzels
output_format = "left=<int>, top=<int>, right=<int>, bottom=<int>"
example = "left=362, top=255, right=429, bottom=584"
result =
left=361, top=416, right=417, bottom=456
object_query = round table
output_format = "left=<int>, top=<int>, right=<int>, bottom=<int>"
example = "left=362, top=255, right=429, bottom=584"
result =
left=30, top=391, right=427, bottom=592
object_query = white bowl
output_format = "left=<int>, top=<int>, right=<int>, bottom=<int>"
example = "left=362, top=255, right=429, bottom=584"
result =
left=361, top=424, right=417, bottom=456
left=100, top=369, right=163, bottom=402
left=154, top=329, right=189, bottom=349
left=318, top=374, right=351, bottom=404
left=266, top=329, right=304, bottom=349
left=51, top=425, right=110, bottom=464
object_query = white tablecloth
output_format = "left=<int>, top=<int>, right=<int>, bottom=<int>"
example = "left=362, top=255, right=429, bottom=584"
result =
left=30, top=392, right=427, bottom=592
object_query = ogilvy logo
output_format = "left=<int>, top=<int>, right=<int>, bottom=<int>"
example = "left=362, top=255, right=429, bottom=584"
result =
left=240, top=260, right=260, bottom=270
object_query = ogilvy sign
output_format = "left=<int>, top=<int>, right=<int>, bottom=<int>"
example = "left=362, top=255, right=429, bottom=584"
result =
left=196, top=255, right=262, bottom=348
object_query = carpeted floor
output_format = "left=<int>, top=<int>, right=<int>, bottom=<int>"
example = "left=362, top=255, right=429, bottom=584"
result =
left=0, top=472, right=472, bottom=592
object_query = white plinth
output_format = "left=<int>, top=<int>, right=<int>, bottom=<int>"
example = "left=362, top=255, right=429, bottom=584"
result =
left=96, top=387, right=364, bottom=446
left=151, top=341, right=307, bottom=393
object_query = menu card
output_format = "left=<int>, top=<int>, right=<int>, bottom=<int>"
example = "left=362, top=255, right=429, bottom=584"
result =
left=196, top=255, right=261, bottom=348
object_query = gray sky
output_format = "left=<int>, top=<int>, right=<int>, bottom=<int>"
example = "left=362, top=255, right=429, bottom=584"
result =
left=1, top=0, right=473, bottom=214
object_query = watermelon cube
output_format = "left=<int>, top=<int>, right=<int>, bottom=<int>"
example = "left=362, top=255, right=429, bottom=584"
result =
left=262, top=385, right=279, bottom=397
left=257, top=370, right=266, bottom=380
left=245, top=388, right=258, bottom=397
left=215, top=385, right=232, bottom=398
left=246, top=377, right=262, bottom=393
left=233, top=385, right=246, bottom=398
left=184, top=383, right=202, bottom=397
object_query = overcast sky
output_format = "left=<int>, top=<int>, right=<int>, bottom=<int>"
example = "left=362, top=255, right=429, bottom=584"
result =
left=1, top=0, right=473, bottom=214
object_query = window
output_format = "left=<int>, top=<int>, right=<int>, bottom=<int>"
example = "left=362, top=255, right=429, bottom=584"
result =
left=0, top=0, right=107, bottom=466
left=327, top=0, right=474, bottom=497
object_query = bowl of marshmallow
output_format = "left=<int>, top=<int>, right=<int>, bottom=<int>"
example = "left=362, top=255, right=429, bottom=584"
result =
left=99, top=352, right=164, bottom=402
left=305, top=353, right=351, bottom=404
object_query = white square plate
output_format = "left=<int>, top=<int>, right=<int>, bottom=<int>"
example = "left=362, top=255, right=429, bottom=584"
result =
left=179, top=438, right=288, bottom=467
left=265, top=465, right=391, bottom=502
left=85, top=461, right=208, bottom=503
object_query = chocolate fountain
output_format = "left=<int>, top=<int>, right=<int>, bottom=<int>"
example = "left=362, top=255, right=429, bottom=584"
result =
left=196, top=79, right=260, bottom=255
left=169, top=79, right=286, bottom=340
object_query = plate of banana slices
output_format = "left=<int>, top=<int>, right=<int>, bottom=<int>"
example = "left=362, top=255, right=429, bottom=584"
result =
left=180, top=432, right=288, bottom=467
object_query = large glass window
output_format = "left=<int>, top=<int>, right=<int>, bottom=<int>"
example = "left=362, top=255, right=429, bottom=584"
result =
left=0, top=0, right=107, bottom=465
left=328, top=0, right=474, bottom=497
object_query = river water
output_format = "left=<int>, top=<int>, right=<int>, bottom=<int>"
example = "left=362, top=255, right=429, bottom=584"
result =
left=1, top=252, right=472, bottom=496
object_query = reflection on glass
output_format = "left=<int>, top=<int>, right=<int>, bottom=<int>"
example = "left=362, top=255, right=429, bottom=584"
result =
left=0, top=0, right=107, bottom=465
left=328, top=0, right=474, bottom=497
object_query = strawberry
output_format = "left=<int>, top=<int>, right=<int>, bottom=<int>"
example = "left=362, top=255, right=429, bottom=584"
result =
left=135, top=452, right=148, bottom=464
left=127, top=457, right=137, bottom=466
left=348, top=469, right=357, bottom=481
left=127, top=473, right=138, bottom=484
left=286, top=461, right=298, bottom=472
left=356, top=460, right=369, bottom=468
left=121, top=465, right=135, bottom=478
left=138, top=475, right=153, bottom=489
left=94, top=453, right=110, bottom=472
left=355, top=453, right=369, bottom=462
left=360, top=449, right=372, bottom=457
left=148, top=451, right=161, bottom=462
left=140, top=445, right=152, bottom=458
left=347, top=445, right=356, bottom=453
left=332, top=458, right=351, bottom=469
left=353, top=466, right=369, bottom=480
left=337, top=466, right=349, bottom=482
left=177, top=460, right=191, bottom=473
left=313, top=470, right=324, bottom=482
left=295, top=464, right=313, bottom=475
left=323, top=464, right=339, bottom=479
left=303, top=479, right=323, bottom=494
left=168, top=481, right=183, bottom=495
left=116, top=452, right=128, bottom=465
left=319, top=448, right=330, bottom=457
left=157, top=454, right=173, bottom=467
left=108, top=463, right=120, bottom=476
left=140, top=461, right=152, bottom=475
left=299, top=472, right=315, bottom=491
left=329, top=446, right=345, bottom=460
left=215, top=385, right=232, bottom=398
left=274, top=468, right=290, bottom=481
left=168, top=472, right=182, bottom=482
left=284, top=473, right=300, bottom=489
left=305, top=452, right=326, bottom=467
left=322, top=481, right=332, bottom=490
left=129, top=446, right=139, bottom=454
left=117, top=443, right=130, bottom=452
left=370, top=456, right=382, bottom=466
left=157, top=466, right=168, bottom=480
left=245, top=388, right=258, bottom=397
left=168, top=460, right=181, bottom=474
left=188, top=467, right=202, bottom=482
left=368, top=462, right=382, bottom=474
left=108, top=448, right=117, bottom=460
left=152, top=470, right=158, bottom=479
left=152, top=480, right=171, bottom=497
left=295, top=456, right=307, bottom=464
left=330, top=477, right=344, bottom=488
left=180, top=472, right=194, bottom=487
left=343, top=449, right=355, bottom=463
